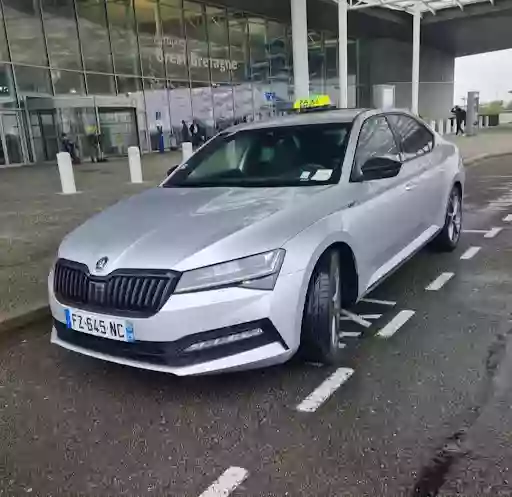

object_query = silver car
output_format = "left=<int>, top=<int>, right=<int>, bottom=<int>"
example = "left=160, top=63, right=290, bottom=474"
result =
left=49, top=109, right=464, bottom=375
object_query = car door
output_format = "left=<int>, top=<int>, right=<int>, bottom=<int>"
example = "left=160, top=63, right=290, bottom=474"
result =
left=348, top=115, right=418, bottom=288
left=387, top=114, right=439, bottom=236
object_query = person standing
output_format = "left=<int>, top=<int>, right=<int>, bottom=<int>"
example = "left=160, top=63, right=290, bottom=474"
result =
left=181, top=120, right=190, bottom=143
left=190, top=120, right=200, bottom=148
left=61, top=133, right=80, bottom=164
left=451, top=105, right=467, bottom=136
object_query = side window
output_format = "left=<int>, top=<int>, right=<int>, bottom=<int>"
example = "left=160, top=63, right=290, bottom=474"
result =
left=354, top=116, right=400, bottom=171
left=387, top=114, right=434, bottom=161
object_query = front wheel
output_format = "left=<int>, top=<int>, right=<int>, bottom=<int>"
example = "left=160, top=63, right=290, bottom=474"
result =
left=432, top=186, right=462, bottom=252
left=300, top=250, right=343, bottom=365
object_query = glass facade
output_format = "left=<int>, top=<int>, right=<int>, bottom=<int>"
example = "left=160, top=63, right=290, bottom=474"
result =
left=0, top=0, right=358, bottom=165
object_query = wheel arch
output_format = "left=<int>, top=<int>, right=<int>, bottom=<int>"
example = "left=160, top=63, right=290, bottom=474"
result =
left=299, top=240, right=359, bottom=317
left=453, top=180, right=463, bottom=196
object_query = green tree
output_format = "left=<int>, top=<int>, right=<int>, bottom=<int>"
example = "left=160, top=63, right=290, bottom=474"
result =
left=480, top=100, right=504, bottom=114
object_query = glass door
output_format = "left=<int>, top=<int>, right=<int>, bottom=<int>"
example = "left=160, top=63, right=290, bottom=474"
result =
left=29, top=110, right=59, bottom=161
left=0, top=112, right=28, bottom=165
left=98, top=108, right=138, bottom=156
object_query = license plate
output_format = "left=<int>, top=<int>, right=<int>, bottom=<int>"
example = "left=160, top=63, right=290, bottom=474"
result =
left=65, top=309, right=135, bottom=342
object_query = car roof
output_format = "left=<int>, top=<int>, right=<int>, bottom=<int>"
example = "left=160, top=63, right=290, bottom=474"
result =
left=228, top=108, right=416, bottom=132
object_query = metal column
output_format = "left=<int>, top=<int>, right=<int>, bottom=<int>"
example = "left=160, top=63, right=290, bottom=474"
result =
left=338, top=0, right=348, bottom=108
left=411, top=4, right=421, bottom=115
left=291, top=0, right=310, bottom=100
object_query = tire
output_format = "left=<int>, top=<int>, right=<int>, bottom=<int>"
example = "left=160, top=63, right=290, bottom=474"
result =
left=300, top=250, right=343, bottom=365
left=432, top=186, right=462, bottom=252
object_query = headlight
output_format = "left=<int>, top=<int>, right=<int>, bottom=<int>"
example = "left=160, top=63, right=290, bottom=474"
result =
left=175, top=249, right=285, bottom=293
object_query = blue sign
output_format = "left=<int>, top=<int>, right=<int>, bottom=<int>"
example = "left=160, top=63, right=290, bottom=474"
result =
left=264, top=92, right=276, bottom=102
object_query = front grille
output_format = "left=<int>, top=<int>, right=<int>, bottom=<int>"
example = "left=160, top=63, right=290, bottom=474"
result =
left=54, top=259, right=179, bottom=317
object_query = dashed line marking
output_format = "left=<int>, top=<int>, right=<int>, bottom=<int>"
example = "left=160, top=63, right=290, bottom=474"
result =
left=360, top=298, right=396, bottom=306
left=296, top=368, right=355, bottom=413
left=339, top=313, right=382, bottom=322
left=484, top=227, right=503, bottom=238
left=340, top=309, right=372, bottom=328
left=377, top=310, right=416, bottom=338
left=504, top=214, right=512, bottom=222
left=198, top=467, right=249, bottom=497
left=339, top=331, right=362, bottom=338
left=460, top=246, right=481, bottom=260
left=426, top=272, right=454, bottom=291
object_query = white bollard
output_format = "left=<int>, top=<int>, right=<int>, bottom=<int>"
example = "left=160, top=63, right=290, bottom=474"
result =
left=56, top=152, right=77, bottom=194
left=128, top=146, right=143, bottom=184
left=437, top=119, right=445, bottom=136
left=182, top=141, right=193, bottom=162
left=446, top=119, right=453, bottom=134
left=430, top=120, right=436, bottom=131
left=484, top=115, right=489, bottom=128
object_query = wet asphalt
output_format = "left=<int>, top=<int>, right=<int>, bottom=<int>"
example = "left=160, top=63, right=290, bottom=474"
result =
left=1, top=156, right=512, bottom=497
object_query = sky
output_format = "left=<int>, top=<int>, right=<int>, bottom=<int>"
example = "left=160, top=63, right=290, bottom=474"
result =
left=454, top=49, right=512, bottom=105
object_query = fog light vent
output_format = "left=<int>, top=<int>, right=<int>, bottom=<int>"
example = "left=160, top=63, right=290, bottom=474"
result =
left=183, top=328, right=264, bottom=353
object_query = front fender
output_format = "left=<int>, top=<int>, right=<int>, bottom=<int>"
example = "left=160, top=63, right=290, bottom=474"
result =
left=281, top=211, right=360, bottom=343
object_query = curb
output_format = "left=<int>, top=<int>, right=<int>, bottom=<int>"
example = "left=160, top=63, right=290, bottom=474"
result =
left=0, top=304, right=50, bottom=336
left=464, top=151, right=512, bottom=166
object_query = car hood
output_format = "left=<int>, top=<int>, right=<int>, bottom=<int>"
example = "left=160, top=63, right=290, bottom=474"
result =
left=59, top=185, right=333, bottom=273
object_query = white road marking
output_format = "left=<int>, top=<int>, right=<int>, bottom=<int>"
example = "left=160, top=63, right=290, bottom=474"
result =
left=339, top=331, right=362, bottom=338
left=339, top=313, right=382, bottom=321
left=360, top=314, right=383, bottom=320
left=503, top=214, right=512, bottom=222
left=296, top=367, right=355, bottom=413
left=198, top=467, right=249, bottom=497
left=484, top=227, right=503, bottom=238
left=463, top=229, right=489, bottom=234
left=339, top=309, right=372, bottom=328
left=426, top=272, right=454, bottom=291
left=377, top=310, right=416, bottom=338
left=460, top=246, right=481, bottom=260
left=360, top=298, right=396, bottom=306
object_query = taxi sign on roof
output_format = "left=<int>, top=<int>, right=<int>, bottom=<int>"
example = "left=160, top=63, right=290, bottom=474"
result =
left=293, top=94, right=332, bottom=110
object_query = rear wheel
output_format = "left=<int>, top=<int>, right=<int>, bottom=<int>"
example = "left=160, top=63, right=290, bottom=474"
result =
left=300, top=250, right=343, bottom=365
left=432, top=186, right=462, bottom=252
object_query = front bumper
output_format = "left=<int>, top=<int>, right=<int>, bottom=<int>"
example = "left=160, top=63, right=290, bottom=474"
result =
left=49, top=269, right=305, bottom=375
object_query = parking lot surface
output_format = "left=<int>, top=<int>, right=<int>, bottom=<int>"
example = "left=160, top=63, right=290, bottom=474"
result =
left=2, top=155, right=512, bottom=496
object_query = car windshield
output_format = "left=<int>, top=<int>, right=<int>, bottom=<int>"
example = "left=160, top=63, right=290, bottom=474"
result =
left=163, top=123, right=352, bottom=188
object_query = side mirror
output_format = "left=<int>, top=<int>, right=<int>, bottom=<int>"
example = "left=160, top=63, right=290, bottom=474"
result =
left=361, top=157, right=402, bottom=181
left=167, top=164, right=179, bottom=176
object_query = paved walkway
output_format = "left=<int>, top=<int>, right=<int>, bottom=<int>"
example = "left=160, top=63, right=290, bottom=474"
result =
left=447, top=125, right=512, bottom=164
left=1, top=128, right=511, bottom=324
left=0, top=151, right=180, bottom=322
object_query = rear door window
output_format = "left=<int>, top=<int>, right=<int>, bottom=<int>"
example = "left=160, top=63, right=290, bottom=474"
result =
left=387, top=114, right=434, bottom=161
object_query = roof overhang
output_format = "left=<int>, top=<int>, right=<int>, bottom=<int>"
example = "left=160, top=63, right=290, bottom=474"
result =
left=343, top=0, right=497, bottom=15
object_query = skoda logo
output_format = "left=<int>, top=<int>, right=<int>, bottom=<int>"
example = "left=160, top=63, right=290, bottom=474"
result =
left=95, top=257, right=109, bottom=271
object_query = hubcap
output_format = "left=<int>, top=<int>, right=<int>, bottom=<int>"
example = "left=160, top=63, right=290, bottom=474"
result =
left=447, top=191, right=462, bottom=242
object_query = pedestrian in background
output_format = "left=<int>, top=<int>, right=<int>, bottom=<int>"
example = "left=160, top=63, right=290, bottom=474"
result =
left=181, top=120, right=190, bottom=143
left=451, top=105, right=467, bottom=135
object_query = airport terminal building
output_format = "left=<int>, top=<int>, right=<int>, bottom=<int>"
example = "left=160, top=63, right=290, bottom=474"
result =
left=0, top=0, right=506, bottom=166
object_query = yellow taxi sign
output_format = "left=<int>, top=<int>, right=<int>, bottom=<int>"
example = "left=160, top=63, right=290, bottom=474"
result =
left=293, top=94, right=332, bottom=110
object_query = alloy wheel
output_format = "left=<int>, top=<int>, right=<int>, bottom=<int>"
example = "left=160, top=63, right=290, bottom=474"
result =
left=447, top=190, right=462, bottom=243
left=330, top=253, right=342, bottom=350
